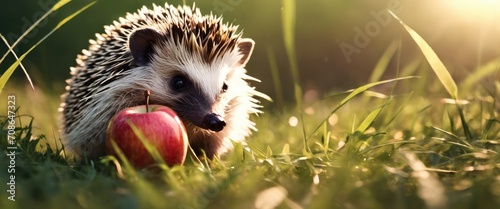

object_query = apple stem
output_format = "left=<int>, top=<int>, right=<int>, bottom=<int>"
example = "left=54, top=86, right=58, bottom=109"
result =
left=145, top=90, right=151, bottom=113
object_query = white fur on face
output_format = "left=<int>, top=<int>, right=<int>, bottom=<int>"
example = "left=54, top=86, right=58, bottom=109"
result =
left=146, top=40, right=266, bottom=155
left=150, top=40, right=243, bottom=113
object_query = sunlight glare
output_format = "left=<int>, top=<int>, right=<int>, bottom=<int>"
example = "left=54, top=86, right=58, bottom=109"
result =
left=444, top=0, right=500, bottom=19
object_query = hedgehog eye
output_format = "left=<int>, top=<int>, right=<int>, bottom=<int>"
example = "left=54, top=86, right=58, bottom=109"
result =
left=171, top=75, right=188, bottom=91
left=222, top=82, right=228, bottom=93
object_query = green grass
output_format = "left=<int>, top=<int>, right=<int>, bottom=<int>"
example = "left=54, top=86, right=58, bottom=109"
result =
left=1, top=1, right=500, bottom=209
left=1, top=68, right=499, bottom=209
left=0, top=0, right=96, bottom=93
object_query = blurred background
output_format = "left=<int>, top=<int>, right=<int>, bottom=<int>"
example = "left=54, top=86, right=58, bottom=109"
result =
left=1, top=0, right=499, bottom=114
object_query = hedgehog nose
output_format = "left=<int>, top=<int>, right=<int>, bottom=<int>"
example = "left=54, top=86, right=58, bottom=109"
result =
left=202, top=113, right=226, bottom=132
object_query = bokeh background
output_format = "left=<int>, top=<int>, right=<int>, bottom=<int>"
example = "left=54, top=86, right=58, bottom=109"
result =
left=1, top=0, right=500, bottom=101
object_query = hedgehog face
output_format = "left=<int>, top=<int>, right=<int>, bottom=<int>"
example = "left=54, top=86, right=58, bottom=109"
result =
left=128, top=27, right=255, bottom=133
left=163, top=71, right=228, bottom=132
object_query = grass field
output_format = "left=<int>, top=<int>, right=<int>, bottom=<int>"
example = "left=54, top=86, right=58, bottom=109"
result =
left=1, top=1, right=500, bottom=209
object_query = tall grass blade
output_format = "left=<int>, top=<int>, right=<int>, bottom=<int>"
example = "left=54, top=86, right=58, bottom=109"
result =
left=282, top=0, right=309, bottom=153
left=462, top=58, right=500, bottom=90
left=0, top=0, right=71, bottom=64
left=109, top=140, right=137, bottom=176
left=369, top=40, right=400, bottom=83
left=456, top=105, right=474, bottom=141
left=0, top=35, right=33, bottom=90
left=481, top=119, right=500, bottom=140
left=308, top=76, right=417, bottom=140
left=108, top=139, right=157, bottom=202
left=446, top=109, right=456, bottom=132
left=322, top=121, right=331, bottom=159
left=400, top=56, right=422, bottom=77
left=281, top=0, right=302, bottom=108
left=0, top=1, right=96, bottom=94
left=430, top=125, right=472, bottom=148
left=384, top=92, right=414, bottom=127
left=127, top=121, right=167, bottom=165
left=267, top=46, right=284, bottom=107
left=389, top=10, right=459, bottom=100
left=355, top=106, right=384, bottom=133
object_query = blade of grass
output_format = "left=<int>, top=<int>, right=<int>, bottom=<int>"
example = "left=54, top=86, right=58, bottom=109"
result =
left=389, top=10, right=476, bottom=142
left=0, top=1, right=96, bottom=94
left=355, top=105, right=384, bottom=133
left=361, top=141, right=415, bottom=154
left=282, top=0, right=308, bottom=154
left=389, top=10, right=459, bottom=100
left=481, top=119, right=500, bottom=140
left=308, top=76, right=417, bottom=140
left=122, top=121, right=185, bottom=191
left=0, top=0, right=72, bottom=64
left=431, top=137, right=474, bottom=150
left=430, top=125, right=472, bottom=148
left=400, top=56, right=423, bottom=77
left=384, top=92, right=414, bottom=127
left=267, top=46, right=284, bottom=107
left=361, top=40, right=400, bottom=104
left=109, top=139, right=137, bottom=177
left=456, top=105, right=474, bottom=141
left=339, top=76, right=415, bottom=111
left=114, top=141, right=167, bottom=209
left=322, top=89, right=390, bottom=102
left=322, top=121, right=331, bottom=157
left=281, top=0, right=301, bottom=107
left=369, top=40, right=400, bottom=83
left=446, top=109, right=456, bottom=133
left=100, top=155, right=125, bottom=179
left=126, top=121, right=167, bottom=166
left=462, top=58, right=500, bottom=90
left=0, top=35, right=33, bottom=90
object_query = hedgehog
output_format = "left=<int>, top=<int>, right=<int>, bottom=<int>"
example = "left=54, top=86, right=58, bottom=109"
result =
left=59, top=3, right=268, bottom=160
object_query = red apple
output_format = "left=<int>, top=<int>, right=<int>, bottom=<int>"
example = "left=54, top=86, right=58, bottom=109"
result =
left=106, top=104, right=188, bottom=168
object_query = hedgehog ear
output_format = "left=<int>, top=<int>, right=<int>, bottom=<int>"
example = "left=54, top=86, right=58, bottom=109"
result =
left=237, top=38, right=255, bottom=66
left=129, top=28, right=162, bottom=66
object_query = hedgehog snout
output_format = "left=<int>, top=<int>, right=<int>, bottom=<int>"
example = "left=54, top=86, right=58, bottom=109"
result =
left=201, top=113, right=226, bottom=132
